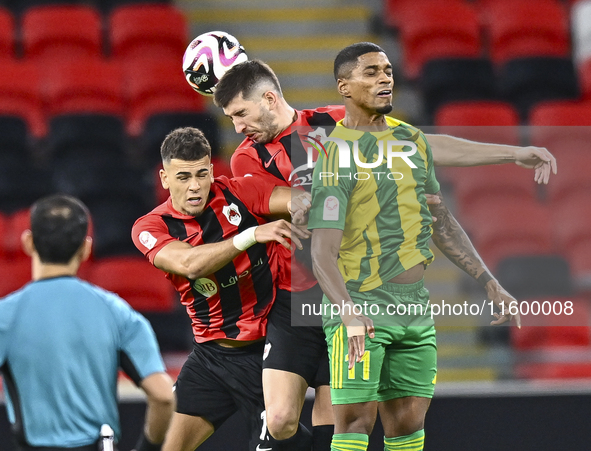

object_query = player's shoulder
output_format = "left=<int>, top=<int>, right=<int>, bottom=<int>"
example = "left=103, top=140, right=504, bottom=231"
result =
left=234, top=137, right=257, bottom=156
left=0, top=287, right=26, bottom=327
left=385, top=115, right=417, bottom=130
left=299, top=105, right=346, bottom=123
left=132, top=200, right=172, bottom=228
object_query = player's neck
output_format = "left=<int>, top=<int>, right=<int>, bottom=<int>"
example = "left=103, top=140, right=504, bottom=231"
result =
left=342, top=105, right=387, bottom=130
left=31, top=254, right=80, bottom=281
left=275, top=101, right=297, bottom=137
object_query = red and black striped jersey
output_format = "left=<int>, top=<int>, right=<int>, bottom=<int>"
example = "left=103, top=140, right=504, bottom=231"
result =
left=230, top=106, right=346, bottom=292
left=132, top=176, right=281, bottom=343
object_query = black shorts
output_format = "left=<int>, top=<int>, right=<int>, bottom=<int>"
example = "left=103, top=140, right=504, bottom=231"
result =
left=175, top=340, right=273, bottom=450
left=263, top=286, right=330, bottom=388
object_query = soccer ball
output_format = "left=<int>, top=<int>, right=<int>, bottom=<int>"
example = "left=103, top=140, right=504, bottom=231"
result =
left=182, top=31, right=248, bottom=96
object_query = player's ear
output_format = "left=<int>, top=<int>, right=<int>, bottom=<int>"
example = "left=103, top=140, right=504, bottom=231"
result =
left=337, top=79, right=350, bottom=97
left=21, top=229, right=35, bottom=257
left=264, top=90, right=278, bottom=109
left=159, top=167, right=169, bottom=190
left=209, top=163, right=214, bottom=181
left=80, top=236, right=92, bottom=262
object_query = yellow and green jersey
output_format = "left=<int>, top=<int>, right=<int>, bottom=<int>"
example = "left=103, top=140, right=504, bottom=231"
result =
left=308, top=117, right=440, bottom=292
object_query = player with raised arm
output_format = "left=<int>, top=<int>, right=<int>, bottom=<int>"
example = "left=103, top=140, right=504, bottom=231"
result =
left=131, top=127, right=311, bottom=451
left=307, top=42, right=520, bottom=451
left=0, top=194, right=174, bottom=451
left=212, top=58, right=551, bottom=450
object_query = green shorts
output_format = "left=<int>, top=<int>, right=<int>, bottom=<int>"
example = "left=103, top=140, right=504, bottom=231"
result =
left=323, top=279, right=437, bottom=405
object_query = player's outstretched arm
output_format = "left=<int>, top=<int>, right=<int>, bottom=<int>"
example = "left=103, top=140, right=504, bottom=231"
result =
left=154, top=220, right=309, bottom=280
left=426, top=134, right=557, bottom=184
left=428, top=191, right=521, bottom=328
left=311, top=229, right=375, bottom=369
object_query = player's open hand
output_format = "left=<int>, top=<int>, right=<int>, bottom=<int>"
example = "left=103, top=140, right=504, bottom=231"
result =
left=255, top=219, right=311, bottom=251
left=288, top=192, right=312, bottom=226
left=514, top=146, right=557, bottom=184
left=485, top=279, right=521, bottom=329
left=345, top=315, right=375, bottom=370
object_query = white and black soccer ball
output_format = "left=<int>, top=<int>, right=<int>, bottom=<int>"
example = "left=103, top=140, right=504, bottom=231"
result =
left=182, top=31, right=248, bottom=96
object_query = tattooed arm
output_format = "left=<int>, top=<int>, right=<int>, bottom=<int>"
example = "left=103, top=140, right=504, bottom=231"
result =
left=428, top=191, right=521, bottom=328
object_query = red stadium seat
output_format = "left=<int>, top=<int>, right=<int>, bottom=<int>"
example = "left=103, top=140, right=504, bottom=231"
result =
left=553, top=193, right=591, bottom=254
left=0, top=258, right=31, bottom=297
left=435, top=101, right=520, bottom=127
left=124, top=58, right=205, bottom=136
left=529, top=103, right=591, bottom=197
left=0, top=61, right=46, bottom=137
left=511, top=297, right=591, bottom=379
left=579, top=58, right=591, bottom=99
left=0, top=7, right=15, bottom=59
left=109, top=4, right=188, bottom=60
left=384, top=0, right=464, bottom=28
left=486, top=0, right=570, bottom=64
left=88, top=256, right=176, bottom=312
left=0, top=209, right=32, bottom=296
left=435, top=101, right=520, bottom=146
left=44, top=59, right=124, bottom=117
left=22, top=5, right=103, bottom=60
left=0, top=213, right=9, bottom=258
left=529, top=100, right=591, bottom=126
left=3, top=209, right=30, bottom=259
left=462, top=198, right=553, bottom=269
left=544, top=151, right=591, bottom=202
left=450, top=165, right=537, bottom=217
left=399, top=1, right=481, bottom=79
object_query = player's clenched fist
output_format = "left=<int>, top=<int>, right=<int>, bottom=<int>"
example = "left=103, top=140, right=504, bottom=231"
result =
left=287, top=192, right=312, bottom=226
left=255, top=219, right=311, bottom=251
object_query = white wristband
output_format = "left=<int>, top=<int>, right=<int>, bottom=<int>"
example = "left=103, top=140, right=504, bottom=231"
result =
left=233, top=226, right=258, bottom=251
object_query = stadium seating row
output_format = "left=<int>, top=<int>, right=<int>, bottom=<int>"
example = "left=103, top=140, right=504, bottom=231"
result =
left=0, top=0, right=170, bottom=14
left=0, top=3, right=183, bottom=59
left=0, top=57, right=205, bottom=137
left=384, top=0, right=572, bottom=77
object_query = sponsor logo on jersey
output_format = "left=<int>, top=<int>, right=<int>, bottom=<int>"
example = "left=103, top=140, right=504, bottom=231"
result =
left=193, top=278, right=218, bottom=297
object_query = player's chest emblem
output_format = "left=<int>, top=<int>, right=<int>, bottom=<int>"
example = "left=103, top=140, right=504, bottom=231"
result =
left=222, top=203, right=242, bottom=226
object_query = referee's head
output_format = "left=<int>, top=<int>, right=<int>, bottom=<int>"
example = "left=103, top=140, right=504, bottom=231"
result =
left=24, top=194, right=91, bottom=265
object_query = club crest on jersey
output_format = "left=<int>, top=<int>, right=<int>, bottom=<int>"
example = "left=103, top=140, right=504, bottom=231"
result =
left=222, top=203, right=242, bottom=226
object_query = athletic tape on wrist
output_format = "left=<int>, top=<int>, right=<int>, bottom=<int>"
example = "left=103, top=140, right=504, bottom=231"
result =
left=233, top=226, right=258, bottom=251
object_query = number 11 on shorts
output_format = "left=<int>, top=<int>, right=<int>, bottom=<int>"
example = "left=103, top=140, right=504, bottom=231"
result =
left=345, top=351, right=370, bottom=380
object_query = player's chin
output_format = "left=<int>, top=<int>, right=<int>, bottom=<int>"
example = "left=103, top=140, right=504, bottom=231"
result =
left=375, top=103, right=393, bottom=115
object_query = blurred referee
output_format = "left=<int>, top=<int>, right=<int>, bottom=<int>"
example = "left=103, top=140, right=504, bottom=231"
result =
left=0, top=194, right=175, bottom=451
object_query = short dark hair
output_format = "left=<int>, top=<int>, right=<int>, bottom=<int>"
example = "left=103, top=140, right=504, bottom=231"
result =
left=160, top=127, right=212, bottom=164
left=334, top=42, right=386, bottom=80
left=30, top=194, right=89, bottom=264
left=213, top=60, right=282, bottom=109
